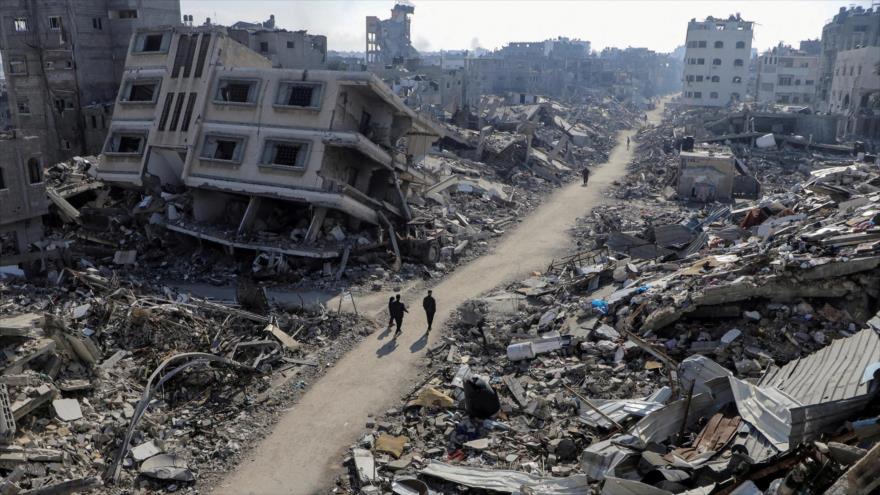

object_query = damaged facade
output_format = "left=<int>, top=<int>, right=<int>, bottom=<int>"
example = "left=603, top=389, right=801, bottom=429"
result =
left=227, top=16, right=328, bottom=70
left=756, top=43, right=820, bottom=106
left=98, top=26, right=439, bottom=260
left=681, top=15, right=753, bottom=107
left=0, top=131, right=47, bottom=261
left=0, top=0, right=181, bottom=162
left=366, top=2, right=420, bottom=68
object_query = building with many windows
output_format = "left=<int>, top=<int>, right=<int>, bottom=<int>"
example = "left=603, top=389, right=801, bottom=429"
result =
left=0, top=0, right=180, bottom=163
left=681, top=15, right=753, bottom=107
left=756, top=43, right=820, bottom=106
left=98, top=26, right=438, bottom=259
left=817, top=6, right=880, bottom=112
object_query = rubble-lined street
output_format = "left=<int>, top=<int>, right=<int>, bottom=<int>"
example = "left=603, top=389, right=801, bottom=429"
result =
left=2, top=2, right=879, bottom=494
left=212, top=97, right=668, bottom=495
left=334, top=96, right=880, bottom=494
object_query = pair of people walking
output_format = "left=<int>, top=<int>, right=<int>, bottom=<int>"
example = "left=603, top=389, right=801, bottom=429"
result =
left=387, top=291, right=437, bottom=338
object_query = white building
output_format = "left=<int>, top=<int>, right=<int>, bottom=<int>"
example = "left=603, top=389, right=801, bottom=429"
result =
left=681, top=15, right=753, bottom=107
left=828, top=46, right=880, bottom=138
left=756, top=44, right=820, bottom=105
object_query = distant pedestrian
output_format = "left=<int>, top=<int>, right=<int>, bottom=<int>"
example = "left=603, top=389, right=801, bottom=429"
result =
left=626, top=136, right=630, bottom=150
left=644, top=114, right=648, bottom=123
left=582, top=167, right=590, bottom=186
left=423, top=290, right=436, bottom=333
left=391, top=294, right=408, bottom=338
left=387, top=296, right=395, bottom=330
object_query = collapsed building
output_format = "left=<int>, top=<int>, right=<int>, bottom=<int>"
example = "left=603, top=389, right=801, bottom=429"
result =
left=97, top=26, right=440, bottom=262
left=337, top=101, right=880, bottom=495
left=366, top=2, right=420, bottom=69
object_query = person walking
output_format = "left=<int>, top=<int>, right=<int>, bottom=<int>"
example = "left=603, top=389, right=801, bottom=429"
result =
left=391, top=294, right=408, bottom=338
left=626, top=136, right=630, bottom=150
left=582, top=167, right=590, bottom=186
left=386, top=296, right=395, bottom=331
left=422, top=290, right=436, bottom=333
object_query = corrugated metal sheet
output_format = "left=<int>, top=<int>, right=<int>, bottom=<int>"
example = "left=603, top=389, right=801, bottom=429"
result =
left=759, top=329, right=880, bottom=405
left=653, top=224, right=695, bottom=248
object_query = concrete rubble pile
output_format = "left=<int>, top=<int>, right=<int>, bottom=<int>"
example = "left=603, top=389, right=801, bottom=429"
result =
left=336, top=107, right=880, bottom=495
left=25, top=98, right=636, bottom=301
left=411, top=96, right=637, bottom=272
left=0, top=269, right=373, bottom=494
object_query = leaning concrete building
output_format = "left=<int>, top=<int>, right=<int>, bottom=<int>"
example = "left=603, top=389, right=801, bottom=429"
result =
left=0, top=0, right=180, bottom=163
left=681, top=15, right=753, bottom=107
left=98, top=26, right=438, bottom=259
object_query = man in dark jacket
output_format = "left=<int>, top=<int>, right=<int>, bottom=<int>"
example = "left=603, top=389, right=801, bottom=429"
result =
left=422, top=290, right=436, bottom=333
left=391, top=294, right=408, bottom=338
left=387, top=296, right=396, bottom=331
left=582, top=167, right=590, bottom=186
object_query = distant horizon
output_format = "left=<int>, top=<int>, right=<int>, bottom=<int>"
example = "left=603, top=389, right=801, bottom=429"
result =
left=180, top=0, right=874, bottom=55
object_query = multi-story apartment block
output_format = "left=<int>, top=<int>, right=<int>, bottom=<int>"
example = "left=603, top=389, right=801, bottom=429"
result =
left=681, top=15, right=753, bottom=107
left=98, top=26, right=437, bottom=259
left=228, top=19, right=327, bottom=70
left=828, top=46, right=880, bottom=140
left=756, top=44, right=820, bottom=105
left=0, top=0, right=180, bottom=163
left=0, top=130, right=47, bottom=260
left=817, top=6, right=880, bottom=112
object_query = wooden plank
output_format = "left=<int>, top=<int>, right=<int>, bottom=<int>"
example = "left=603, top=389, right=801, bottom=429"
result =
left=502, top=375, right=527, bottom=408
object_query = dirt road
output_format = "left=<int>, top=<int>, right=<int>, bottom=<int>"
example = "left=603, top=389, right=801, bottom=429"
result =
left=213, top=101, right=666, bottom=495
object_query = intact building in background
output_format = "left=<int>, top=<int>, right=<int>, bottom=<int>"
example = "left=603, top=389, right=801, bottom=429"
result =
left=0, top=0, right=181, bottom=164
left=366, top=2, right=420, bottom=68
left=756, top=43, right=820, bottom=106
left=228, top=15, right=327, bottom=70
left=817, top=5, right=880, bottom=112
left=681, top=15, right=753, bottom=107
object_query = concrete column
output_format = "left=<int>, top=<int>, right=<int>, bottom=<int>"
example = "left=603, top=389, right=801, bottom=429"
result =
left=304, top=207, right=328, bottom=244
left=237, top=196, right=262, bottom=236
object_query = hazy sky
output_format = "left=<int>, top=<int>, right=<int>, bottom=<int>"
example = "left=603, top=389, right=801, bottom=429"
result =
left=179, top=0, right=875, bottom=54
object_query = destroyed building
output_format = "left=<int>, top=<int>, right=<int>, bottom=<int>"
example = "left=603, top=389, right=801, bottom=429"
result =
left=756, top=43, right=820, bottom=106
left=98, top=26, right=439, bottom=260
left=675, top=148, right=736, bottom=202
left=0, top=130, right=47, bottom=262
left=228, top=15, right=328, bottom=70
left=816, top=5, right=880, bottom=113
left=0, top=0, right=181, bottom=163
left=681, top=15, right=753, bottom=107
left=366, top=2, right=420, bottom=68
left=464, top=38, right=593, bottom=104
left=827, top=45, right=880, bottom=140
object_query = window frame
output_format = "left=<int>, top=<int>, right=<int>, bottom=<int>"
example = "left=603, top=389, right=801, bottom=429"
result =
left=48, top=15, right=62, bottom=31
left=259, top=139, right=311, bottom=171
left=273, top=81, right=324, bottom=109
left=199, top=134, right=248, bottom=164
left=733, top=59, right=744, bottom=67
left=214, top=78, right=261, bottom=106
left=27, top=158, right=43, bottom=185
left=8, top=57, right=27, bottom=75
left=16, top=97, right=31, bottom=115
left=132, top=32, right=170, bottom=54
left=13, top=17, right=28, bottom=32
left=120, top=78, right=162, bottom=104
left=105, top=131, right=148, bottom=156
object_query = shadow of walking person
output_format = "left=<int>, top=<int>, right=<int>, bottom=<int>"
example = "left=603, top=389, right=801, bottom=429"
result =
left=376, top=337, right=398, bottom=358
left=409, top=333, right=428, bottom=353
